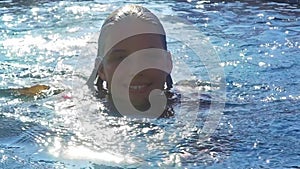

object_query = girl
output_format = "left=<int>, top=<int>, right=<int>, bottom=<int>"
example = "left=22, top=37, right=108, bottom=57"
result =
left=86, top=4, right=176, bottom=118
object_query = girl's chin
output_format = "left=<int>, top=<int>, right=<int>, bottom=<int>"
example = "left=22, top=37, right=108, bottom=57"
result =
left=131, top=101, right=150, bottom=111
left=129, top=95, right=150, bottom=110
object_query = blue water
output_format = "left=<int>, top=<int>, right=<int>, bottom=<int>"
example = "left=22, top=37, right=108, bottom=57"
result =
left=0, top=0, right=299, bottom=168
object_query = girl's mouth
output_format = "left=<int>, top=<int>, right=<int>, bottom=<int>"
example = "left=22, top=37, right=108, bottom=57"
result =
left=128, top=83, right=151, bottom=94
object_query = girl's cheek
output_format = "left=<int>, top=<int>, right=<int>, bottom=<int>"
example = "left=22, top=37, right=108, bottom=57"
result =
left=105, top=63, right=122, bottom=83
left=105, top=64, right=118, bottom=76
left=144, top=69, right=167, bottom=78
left=110, top=63, right=131, bottom=75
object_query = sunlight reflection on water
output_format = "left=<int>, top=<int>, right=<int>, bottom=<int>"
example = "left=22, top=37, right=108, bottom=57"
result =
left=0, top=0, right=299, bottom=168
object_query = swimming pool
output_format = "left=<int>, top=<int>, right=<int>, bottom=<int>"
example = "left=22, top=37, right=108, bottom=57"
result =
left=0, top=0, right=299, bottom=168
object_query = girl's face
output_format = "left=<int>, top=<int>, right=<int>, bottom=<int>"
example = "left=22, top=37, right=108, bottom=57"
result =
left=98, top=34, right=171, bottom=110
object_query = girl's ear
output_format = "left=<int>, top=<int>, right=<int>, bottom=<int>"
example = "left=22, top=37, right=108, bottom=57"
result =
left=98, top=64, right=106, bottom=81
left=167, top=51, right=173, bottom=73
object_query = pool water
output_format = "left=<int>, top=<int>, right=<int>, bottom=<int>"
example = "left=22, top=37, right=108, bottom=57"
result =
left=0, top=0, right=299, bottom=168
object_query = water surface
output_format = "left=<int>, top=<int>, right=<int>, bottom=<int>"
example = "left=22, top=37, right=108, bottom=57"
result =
left=0, top=0, right=299, bottom=168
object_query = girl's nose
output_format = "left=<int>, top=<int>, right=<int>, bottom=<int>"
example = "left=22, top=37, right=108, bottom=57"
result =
left=128, top=65, right=144, bottom=78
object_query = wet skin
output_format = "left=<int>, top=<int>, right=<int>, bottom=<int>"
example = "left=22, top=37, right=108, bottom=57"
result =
left=98, top=34, right=172, bottom=111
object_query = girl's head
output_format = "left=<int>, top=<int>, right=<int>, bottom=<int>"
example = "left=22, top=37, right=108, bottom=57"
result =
left=88, top=4, right=173, bottom=110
